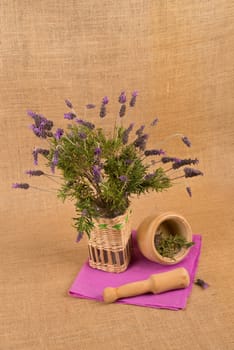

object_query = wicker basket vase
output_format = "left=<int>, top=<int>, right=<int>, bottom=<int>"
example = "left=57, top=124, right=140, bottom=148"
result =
left=88, top=210, right=132, bottom=273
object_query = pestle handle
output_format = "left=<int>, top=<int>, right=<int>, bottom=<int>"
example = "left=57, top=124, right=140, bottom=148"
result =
left=103, top=267, right=190, bottom=303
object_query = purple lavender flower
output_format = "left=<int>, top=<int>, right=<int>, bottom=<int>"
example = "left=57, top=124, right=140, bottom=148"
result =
left=25, top=170, right=44, bottom=176
left=29, top=112, right=54, bottom=138
left=129, top=90, right=138, bottom=107
left=186, top=186, right=192, bottom=197
left=12, top=183, right=30, bottom=189
left=50, top=149, right=59, bottom=173
left=135, top=125, right=145, bottom=137
left=92, top=165, right=102, bottom=183
left=44, top=120, right=53, bottom=130
left=76, top=119, right=95, bottom=130
left=32, top=150, right=39, bottom=165
left=144, top=149, right=165, bottom=156
left=134, top=134, right=148, bottom=151
left=78, top=132, right=87, bottom=139
left=144, top=172, right=155, bottom=181
left=81, top=209, right=88, bottom=217
left=161, top=156, right=180, bottom=164
left=119, top=175, right=128, bottom=183
left=99, top=104, right=106, bottom=118
left=182, top=136, right=192, bottom=147
left=76, top=231, right=84, bottom=242
left=125, top=159, right=133, bottom=165
left=128, top=123, right=134, bottom=131
left=194, top=279, right=209, bottom=289
left=65, top=99, right=73, bottom=109
left=54, top=128, right=64, bottom=140
left=30, top=125, right=46, bottom=138
left=102, top=96, right=109, bottom=105
left=122, top=123, right=134, bottom=144
left=119, top=104, right=126, bottom=118
left=94, top=147, right=102, bottom=156
left=184, top=167, right=203, bottom=178
left=64, top=112, right=76, bottom=120
left=29, top=113, right=53, bottom=130
left=151, top=118, right=159, bottom=126
left=86, top=104, right=96, bottom=109
left=32, top=148, right=50, bottom=165
left=27, top=110, right=37, bottom=117
left=172, top=158, right=199, bottom=170
left=53, top=150, right=59, bottom=166
left=118, top=91, right=127, bottom=104
left=50, top=164, right=55, bottom=174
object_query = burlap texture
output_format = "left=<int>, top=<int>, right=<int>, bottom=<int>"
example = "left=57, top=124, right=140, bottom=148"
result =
left=0, top=1, right=234, bottom=349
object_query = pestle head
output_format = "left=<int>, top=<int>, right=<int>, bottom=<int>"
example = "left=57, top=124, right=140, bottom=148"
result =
left=103, top=287, right=117, bottom=303
left=149, top=267, right=190, bottom=294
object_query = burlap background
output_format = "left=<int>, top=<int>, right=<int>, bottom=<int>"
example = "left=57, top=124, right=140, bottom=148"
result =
left=1, top=1, right=234, bottom=349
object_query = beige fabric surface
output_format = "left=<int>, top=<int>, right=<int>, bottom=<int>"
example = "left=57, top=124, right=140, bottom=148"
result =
left=1, top=1, right=234, bottom=349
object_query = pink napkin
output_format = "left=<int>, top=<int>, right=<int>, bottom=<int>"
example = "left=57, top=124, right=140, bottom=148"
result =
left=69, top=232, right=202, bottom=310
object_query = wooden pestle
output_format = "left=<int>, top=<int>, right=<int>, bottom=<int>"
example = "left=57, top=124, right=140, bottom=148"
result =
left=103, top=267, right=190, bottom=303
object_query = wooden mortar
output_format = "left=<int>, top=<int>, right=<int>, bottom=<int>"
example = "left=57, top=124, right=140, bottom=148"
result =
left=136, top=212, right=193, bottom=265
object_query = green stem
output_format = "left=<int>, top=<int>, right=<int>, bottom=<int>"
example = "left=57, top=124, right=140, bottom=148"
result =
left=156, top=133, right=184, bottom=147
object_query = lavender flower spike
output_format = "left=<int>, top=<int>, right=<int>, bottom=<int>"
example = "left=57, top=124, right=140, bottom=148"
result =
left=144, top=172, right=155, bottom=181
left=54, top=128, right=64, bottom=140
left=51, top=149, right=59, bottom=173
left=76, top=119, right=95, bottom=130
left=64, top=112, right=76, bottom=120
left=99, top=96, right=109, bottom=118
left=99, top=104, right=106, bottom=118
left=129, top=90, right=138, bottom=107
left=119, top=175, right=128, bottom=183
left=184, top=167, right=203, bottom=178
left=119, top=104, right=126, bottom=118
left=81, top=209, right=88, bottom=217
left=27, top=110, right=37, bottom=117
left=65, top=99, right=73, bottom=109
left=172, top=158, right=199, bottom=170
left=135, top=125, right=145, bottom=137
left=151, top=118, right=159, bottom=126
left=134, top=134, right=149, bottom=151
left=28, top=112, right=54, bottom=138
left=12, top=183, right=30, bottom=189
left=86, top=104, right=96, bottom=109
left=102, top=96, right=109, bottom=105
left=32, top=148, right=50, bottom=165
left=182, top=136, right=192, bottom=147
left=78, top=132, right=87, bottom=139
left=94, top=147, right=102, bottom=156
left=25, top=170, right=44, bottom=176
left=92, top=165, right=102, bottom=183
left=53, top=150, right=59, bottom=166
left=194, top=278, right=210, bottom=289
left=161, top=156, right=180, bottom=164
left=144, top=149, right=165, bottom=156
left=76, top=231, right=84, bottom=242
left=118, top=91, right=127, bottom=104
left=122, top=123, right=134, bottom=144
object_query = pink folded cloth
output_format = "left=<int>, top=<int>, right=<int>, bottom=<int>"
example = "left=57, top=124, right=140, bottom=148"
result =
left=69, top=232, right=202, bottom=310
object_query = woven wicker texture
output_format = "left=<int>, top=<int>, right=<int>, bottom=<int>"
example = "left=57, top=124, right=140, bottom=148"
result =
left=88, top=210, right=132, bottom=272
left=1, top=1, right=234, bottom=349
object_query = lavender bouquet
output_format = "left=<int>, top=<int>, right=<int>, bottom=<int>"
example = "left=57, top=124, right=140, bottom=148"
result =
left=13, top=91, right=203, bottom=240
